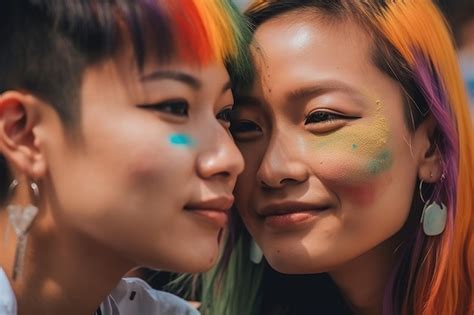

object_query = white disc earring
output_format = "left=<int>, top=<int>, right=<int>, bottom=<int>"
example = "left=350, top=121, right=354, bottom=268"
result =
left=419, top=179, right=447, bottom=236
left=250, top=238, right=263, bottom=264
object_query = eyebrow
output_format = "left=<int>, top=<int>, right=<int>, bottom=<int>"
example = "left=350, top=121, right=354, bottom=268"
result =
left=222, top=81, right=232, bottom=93
left=140, top=70, right=232, bottom=94
left=140, top=70, right=201, bottom=90
left=286, top=80, right=363, bottom=104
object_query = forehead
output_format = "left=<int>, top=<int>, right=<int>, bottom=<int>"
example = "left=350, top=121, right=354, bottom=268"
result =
left=80, top=50, right=232, bottom=115
left=253, top=12, right=372, bottom=78
left=247, top=11, right=395, bottom=105
left=97, top=32, right=230, bottom=81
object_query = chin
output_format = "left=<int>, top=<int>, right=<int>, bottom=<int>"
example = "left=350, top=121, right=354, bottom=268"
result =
left=264, top=246, right=336, bottom=275
left=267, top=257, right=336, bottom=275
left=173, top=242, right=220, bottom=273
left=174, top=254, right=218, bottom=273
left=266, top=256, right=311, bottom=274
left=137, top=235, right=220, bottom=273
left=144, top=253, right=218, bottom=274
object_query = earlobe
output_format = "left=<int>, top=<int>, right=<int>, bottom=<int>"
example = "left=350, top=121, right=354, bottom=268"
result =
left=416, top=115, right=442, bottom=183
left=0, top=91, right=47, bottom=179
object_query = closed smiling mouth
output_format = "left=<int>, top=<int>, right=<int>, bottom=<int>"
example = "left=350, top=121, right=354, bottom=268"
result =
left=257, top=202, right=331, bottom=217
left=257, top=201, right=332, bottom=229
left=185, top=196, right=234, bottom=212
left=184, top=196, right=234, bottom=227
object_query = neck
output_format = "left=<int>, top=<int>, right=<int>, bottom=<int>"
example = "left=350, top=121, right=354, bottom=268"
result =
left=0, top=207, right=133, bottom=315
left=329, top=238, right=400, bottom=315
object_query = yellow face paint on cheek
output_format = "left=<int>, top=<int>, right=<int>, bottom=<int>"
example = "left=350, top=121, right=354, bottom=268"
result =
left=307, top=100, right=393, bottom=180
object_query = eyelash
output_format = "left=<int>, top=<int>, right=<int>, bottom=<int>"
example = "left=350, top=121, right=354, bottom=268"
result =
left=229, top=119, right=263, bottom=141
left=139, top=100, right=235, bottom=131
left=216, top=107, right=233, bottom=124
left=304, top=111, right=348, bottom=125
left=138, top=99, right=189, bottom=117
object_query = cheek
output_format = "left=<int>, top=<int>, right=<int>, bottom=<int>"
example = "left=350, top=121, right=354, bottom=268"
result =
left=316, top=151, right=393, bottom=182
left=82, top=103, right=197, bottom=173
left=304, top=115, right=397, bottom=208
left=95, top=122, right=196, bottom=178
left=337, top=175, right=393, bottom=208
left=234, top=142, right=265, bottom=197
left=234, top=174, right=254, bottom=219
left=234, top=166, right=262, bottom=233
left=58, top=124, right=197, bottom=217
left=307, top=109, right=392, bottom=178
left=315, top=153, right=394, bottom=208
left=125, top=141, right=190, bottom=179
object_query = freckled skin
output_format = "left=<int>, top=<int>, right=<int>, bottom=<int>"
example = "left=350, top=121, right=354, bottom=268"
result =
left=232, top=13, right=427, bottom=275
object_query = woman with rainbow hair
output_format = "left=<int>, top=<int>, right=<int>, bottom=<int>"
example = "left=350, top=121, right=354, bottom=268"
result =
left=201, top=1, right=474, bottom=314
left=0, top=0, right=252, bottom=314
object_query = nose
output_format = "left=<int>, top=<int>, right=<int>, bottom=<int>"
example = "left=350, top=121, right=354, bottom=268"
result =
left=196, top=126, right=244, bottom=185
left=257, top=132, right=309, bottom=189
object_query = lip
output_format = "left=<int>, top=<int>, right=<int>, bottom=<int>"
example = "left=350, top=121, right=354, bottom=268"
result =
left=258, top=201, right=331, bottom=216
left=257, top=201, right=331, bottom=229
left=185, top=196, right=234, bottom=227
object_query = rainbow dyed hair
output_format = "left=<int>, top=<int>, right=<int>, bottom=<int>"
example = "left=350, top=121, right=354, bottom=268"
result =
left=0, top=0, right=252, bottom=203
left=200, top=1, right=474, bottom=314
left=364, top=2, right=474, bottom=314
left=127, top=0, right=252, bottom=86
left=0, top=0, right=252, bottom=124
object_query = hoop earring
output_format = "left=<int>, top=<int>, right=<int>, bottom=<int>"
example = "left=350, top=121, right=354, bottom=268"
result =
left=250, top=238, right=263, bottom=264
left=6, top=179, right=39, bottom=280
left=419, top=179, right=447, bottom=236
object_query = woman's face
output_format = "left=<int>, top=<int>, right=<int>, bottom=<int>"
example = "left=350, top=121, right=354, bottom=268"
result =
left=42, top=51, right=244, bottom=272
left=232, top=13, right=428, bottom=273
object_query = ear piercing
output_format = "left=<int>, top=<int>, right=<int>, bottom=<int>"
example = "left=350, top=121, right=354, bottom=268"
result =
left=5, top=179, right=39, bottom=280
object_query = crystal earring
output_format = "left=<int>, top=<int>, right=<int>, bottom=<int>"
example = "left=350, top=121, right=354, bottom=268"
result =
left=6, top=179, right=39, bottom=280
left=250, top=238, right=263, bottom=264
left=419, top=179, right=447, bottom=236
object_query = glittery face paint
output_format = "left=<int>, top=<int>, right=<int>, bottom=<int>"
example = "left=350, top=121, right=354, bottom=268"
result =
left=169, top=133, right=196, bottom=147
left=307, top=100, right=393, bottom=181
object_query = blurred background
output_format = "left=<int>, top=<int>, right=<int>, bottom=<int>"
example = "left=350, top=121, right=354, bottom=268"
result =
left=438, top=0, right=474, bottom=112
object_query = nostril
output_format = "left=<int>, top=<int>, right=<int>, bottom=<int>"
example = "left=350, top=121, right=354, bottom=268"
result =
left=260, top=180, right=273, bottom=189
left=259, top=176, right=306, bottom=190
left=280, top=178, right=301, bottom=186
left=216, top=171, right=231, bottom=178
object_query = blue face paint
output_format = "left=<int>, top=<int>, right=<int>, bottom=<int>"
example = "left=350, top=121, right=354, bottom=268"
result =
left=169, top=133, right=195, bottom=147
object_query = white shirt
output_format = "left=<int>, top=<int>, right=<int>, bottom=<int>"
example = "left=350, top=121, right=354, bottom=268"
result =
left=0, top=268, right=199, bottom=315
left=0, top=268, right=16, bottom=315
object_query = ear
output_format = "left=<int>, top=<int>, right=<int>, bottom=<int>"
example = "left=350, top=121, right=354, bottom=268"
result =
left=416, top=115, right=442, bottom=183
left=0, top=91, right=47, bottom=180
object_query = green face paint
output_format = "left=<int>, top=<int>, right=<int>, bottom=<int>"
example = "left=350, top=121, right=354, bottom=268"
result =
left=366, top=149, right=393, bottom=174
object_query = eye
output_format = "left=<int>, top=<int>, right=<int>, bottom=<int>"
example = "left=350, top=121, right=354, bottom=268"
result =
left=230, top=120, right=262, bottom=133
left=304, top=111, right=347, bottom=125
left=230, top=119, right=262, bottom=141
left=138, top=99, right=189, bottom=117
left=216, top=107, right=233, bottom=125
left=304, top=110, right=357, bottom=133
